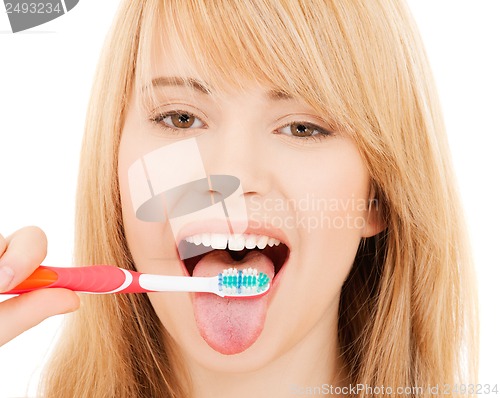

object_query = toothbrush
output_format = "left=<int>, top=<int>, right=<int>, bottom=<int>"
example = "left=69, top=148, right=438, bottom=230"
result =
left=1, top=266, right=271, bottom=298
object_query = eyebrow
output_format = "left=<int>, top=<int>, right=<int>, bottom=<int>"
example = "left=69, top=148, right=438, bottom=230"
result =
left=150, top=76, right=211, bottom=95
left=149, top=76, right=293, bottom=100
left=267, top=89, right=293, bottom=100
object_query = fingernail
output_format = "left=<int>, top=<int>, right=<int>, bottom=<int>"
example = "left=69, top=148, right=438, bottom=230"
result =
left=0, top=266, right=15, bottom=292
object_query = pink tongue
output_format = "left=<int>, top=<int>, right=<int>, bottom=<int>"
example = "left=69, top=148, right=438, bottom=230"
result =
left=192, top=250, right=274, bottom=355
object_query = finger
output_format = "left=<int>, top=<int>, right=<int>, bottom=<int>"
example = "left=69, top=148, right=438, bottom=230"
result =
left=0, top=232, right=13, bottom=292
left=0, top=233, right=7, bottom=257
left=0, top=288, right=80, bottom=347
left=0, top=226, right=48, bottom=292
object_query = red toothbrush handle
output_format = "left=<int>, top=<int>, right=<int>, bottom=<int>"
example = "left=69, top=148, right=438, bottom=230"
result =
left=2, top=265, right=150, bottom=295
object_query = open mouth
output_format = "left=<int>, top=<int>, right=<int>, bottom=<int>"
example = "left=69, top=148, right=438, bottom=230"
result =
left=179, top=234, right=290, bottom=279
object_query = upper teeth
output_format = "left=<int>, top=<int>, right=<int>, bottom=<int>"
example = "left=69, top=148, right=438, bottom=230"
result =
left=183, top=233, right=281, bottom=250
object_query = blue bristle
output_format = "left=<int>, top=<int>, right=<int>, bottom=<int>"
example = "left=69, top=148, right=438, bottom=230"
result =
left=218, top=268, right=271, bottom=296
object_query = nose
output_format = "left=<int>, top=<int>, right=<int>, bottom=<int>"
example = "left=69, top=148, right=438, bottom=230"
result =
left=199, top=120, right=273, bottom=197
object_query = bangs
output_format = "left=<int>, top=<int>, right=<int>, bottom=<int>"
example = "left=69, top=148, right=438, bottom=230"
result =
left=134, top=0, right=365, bottom=134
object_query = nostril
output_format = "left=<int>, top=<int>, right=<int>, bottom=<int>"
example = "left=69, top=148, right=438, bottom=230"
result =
left=207, top=174, right=241, bottom=198
left=208, top=190, right=224, bottom=203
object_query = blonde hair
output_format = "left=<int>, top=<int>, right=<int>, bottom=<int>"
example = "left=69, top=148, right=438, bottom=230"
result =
left=40, top=0, right=478, bottom=396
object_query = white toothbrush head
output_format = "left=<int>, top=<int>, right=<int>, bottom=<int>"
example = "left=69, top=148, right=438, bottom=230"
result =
left=217, top=267, right=271, bottom=297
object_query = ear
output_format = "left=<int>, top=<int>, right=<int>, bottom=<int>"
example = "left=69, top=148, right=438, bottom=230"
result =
left=361, top=184, right=386, bottom=238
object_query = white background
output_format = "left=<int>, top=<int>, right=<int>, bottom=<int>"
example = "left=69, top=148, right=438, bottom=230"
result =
left=0, top=1, right=498, bottom=397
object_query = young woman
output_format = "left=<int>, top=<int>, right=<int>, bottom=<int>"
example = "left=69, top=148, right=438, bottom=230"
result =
left=0, top=0, right=478, bottom=396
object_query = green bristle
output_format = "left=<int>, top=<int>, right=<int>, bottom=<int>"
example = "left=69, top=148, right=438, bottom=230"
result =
left=219, top=268, right=271, bottom=295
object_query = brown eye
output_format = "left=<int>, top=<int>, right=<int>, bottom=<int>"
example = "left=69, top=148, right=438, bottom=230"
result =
left=276, top=121, right=332, bottom=141
left=290, top=123, right=315, bottom=137
left=171, top=112, right=195, bottom=128
left=154, top=111, right=205, bottom=130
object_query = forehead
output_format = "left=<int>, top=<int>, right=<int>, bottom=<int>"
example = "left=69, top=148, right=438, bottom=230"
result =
left=149, top=39, right=205, bottom=84
left=137, top=32, right=298, bottom=109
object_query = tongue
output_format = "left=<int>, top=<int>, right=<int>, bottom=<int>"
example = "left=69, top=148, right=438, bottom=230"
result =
left=192, top=250, right=274, bottom=355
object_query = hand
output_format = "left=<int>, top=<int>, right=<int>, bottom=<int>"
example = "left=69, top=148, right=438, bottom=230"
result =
left=0, top=227, right=80, bottom=346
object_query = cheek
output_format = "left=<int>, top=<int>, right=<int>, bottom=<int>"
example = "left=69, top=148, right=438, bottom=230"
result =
left=118, top=147, right=202, bottom=347
left=297, top=139, right=370, bottom=268
left=271, top=137, right=371, bottom=244
left=262, top=139, right=370, bottom=346
left=118, top=168, right=179, bottom=274
left=117, top=139, right=181, bottom=275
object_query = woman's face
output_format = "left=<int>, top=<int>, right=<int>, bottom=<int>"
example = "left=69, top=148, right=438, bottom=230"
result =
left=118, top=44, right=382, bottom=373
